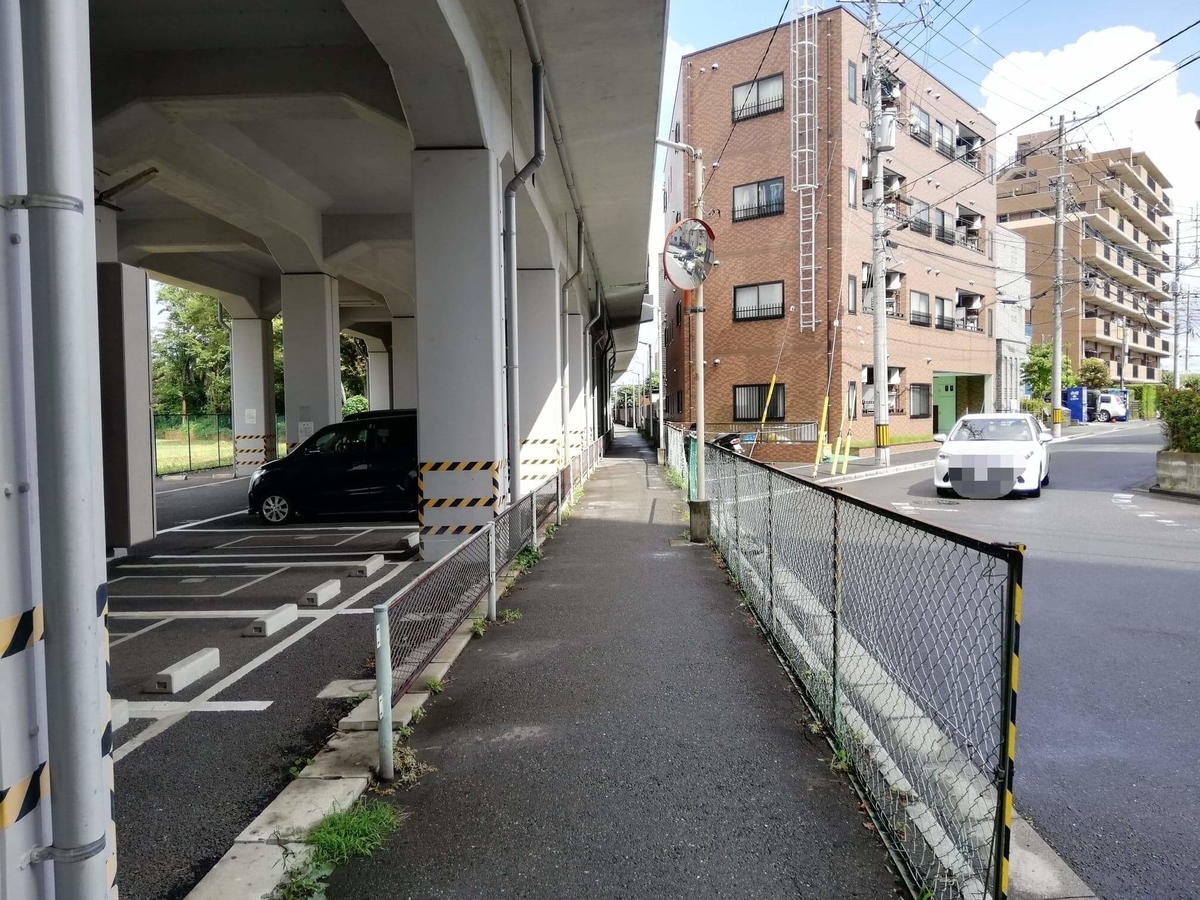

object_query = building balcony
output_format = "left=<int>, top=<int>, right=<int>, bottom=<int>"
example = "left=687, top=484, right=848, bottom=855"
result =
left=1083, top=238, right=1171, bottom=302
left=935, top=225, right=956, bottom=245
left=732, top=199, right=785, bottom=222
left=1081, top=279, right=1169, bottom=329
left=1108, top=158, right=1171, bottom=216
left=1104, top=179, right=1170, bottom=242
left=1084, top=207, right=1169, bottom=271
left=1128, top=328, right=1171, bottom=357
left=1082, top=316, right=1123, bottom=347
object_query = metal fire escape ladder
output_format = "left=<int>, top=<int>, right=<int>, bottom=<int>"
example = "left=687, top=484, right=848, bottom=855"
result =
left=790, top=0, right=820, bottom=332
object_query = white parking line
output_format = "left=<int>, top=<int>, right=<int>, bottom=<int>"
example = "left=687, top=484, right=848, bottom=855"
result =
left=109, top=609, right=325, bottom=619
left=157, top=477, right=247, bottom=495
left=116, top=561, right=372, bottom=569
left=179, top=525, right=415, bottom=533
left=149, top=552, right=397, bottom=559
left=110, top=618, right=174, bottom=647
left=113, top=562, right=410, bottom=762
left=126, top=700, right=272, bottom=716
left=157, top=511, right=245, bottom=534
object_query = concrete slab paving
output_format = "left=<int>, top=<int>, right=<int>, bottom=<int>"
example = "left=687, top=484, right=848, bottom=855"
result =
left=1010, top=816, right=1097, bottom=900
left=187, top=841, right=312, bottom=900
left=300, top=730, right=378, bottom=778
left=236, top=776, right=368, bottom=843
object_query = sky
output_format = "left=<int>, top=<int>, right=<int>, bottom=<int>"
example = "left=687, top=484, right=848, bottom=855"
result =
left=626, top=0, right=1200, bottom=381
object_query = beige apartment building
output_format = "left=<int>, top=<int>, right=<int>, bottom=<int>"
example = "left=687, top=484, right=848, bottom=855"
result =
left=997, top=132, right=1174, bottom=386
left=661, top=6, right=1001, bottom=458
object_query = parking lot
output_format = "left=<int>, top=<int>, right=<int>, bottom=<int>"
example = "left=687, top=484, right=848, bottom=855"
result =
left=109, top=484, right=424, bottom=900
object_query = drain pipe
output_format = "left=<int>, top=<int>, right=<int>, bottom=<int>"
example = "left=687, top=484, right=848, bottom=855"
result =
left=503, top=64, right=545, bottom=503
left=21, top=0, right=111, bottom=895
left=560, top=216, right=583, bottom=464
left=583, top=277, right=604, bottom=445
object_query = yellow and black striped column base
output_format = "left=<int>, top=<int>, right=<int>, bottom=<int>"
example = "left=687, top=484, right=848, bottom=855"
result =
left=874, top=424, right=890, bottom=448
left=997, top=543, right=1024, bottom=900
left=419, top=460, right=501, bottom=552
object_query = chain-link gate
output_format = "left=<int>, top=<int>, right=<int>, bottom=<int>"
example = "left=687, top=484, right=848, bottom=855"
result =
left=703, top=443, right=1022, bottom=900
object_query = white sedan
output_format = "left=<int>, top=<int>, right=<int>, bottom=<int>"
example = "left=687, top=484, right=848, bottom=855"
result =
left=933, top=413, right=1052, bottom=499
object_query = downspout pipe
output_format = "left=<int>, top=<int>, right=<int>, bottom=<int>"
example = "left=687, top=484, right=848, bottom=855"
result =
left=503, top=63, right=545, bottom=503
left=583, top=277, right=604, bottom=445
left=560, top=216, right=583, bottom=463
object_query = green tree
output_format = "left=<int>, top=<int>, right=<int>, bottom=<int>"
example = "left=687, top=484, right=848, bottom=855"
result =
left=1077, top=357, right=1113, bottom=389
left=151, top=285, right=230, bottom=413
left=1022, top=342, right=1076, bottom=399
left=342, top=394, right=369, bottom=416
left=340, top=335, right=369, bottom=398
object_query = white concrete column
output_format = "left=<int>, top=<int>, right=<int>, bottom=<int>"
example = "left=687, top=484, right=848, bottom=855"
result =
left=367, top=350, right=391, bottom=409
left=96, top=263, right=155, bottom=548
left=567, top=313, right=584, bottom=454
left=281, top=273, right=340, bottom=451
left=517, top=268, right=561, bottom=494
left=391, top=317, right=417, bottom=409
left=413, top=149, right=504, bottom=560
left=230, top=318, right=276, bottom=475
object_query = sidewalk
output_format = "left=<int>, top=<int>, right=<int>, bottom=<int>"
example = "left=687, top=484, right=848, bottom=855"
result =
left=326, top=428, right=898, bottom=899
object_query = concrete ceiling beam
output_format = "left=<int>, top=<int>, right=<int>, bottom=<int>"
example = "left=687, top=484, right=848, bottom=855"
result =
left=139, top=253, right=263, bottom=319
left=118, top=215, right=271, bottom=259
left=323, top=214, right=412, bottom=264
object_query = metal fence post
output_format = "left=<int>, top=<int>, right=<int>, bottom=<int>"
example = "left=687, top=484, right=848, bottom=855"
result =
left=373, top=604, right=394, bottom=781
left=830, top=497, right=842, bottom=737
left=994, top=543, right=1025, bottom=900
left=555, top=470, right=563, bottom=526
left=186, top=413, right=193, bottom=471
left=766, top=471, right=774, bottom=626
left=732, top=453, right=740, bottom=578
left=487, top=521, right=498, bottom=622
left=532, top=486, right=542, bottom=549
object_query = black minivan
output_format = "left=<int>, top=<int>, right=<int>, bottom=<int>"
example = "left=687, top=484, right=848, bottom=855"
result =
left=247, top=410, right=418, bottom=524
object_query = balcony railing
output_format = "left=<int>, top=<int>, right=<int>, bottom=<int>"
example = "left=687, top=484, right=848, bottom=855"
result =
left=732, top=94, right=784, bottom=123
left=732, top=199, right=785, bottom=222
left=910, top=124, right=932, bottom=146
left=935, top=315, right=956, bottom=331
left=733, top=303, right=785, bottom=322
left=936, top=225, right=956, bottom=245
left=910, top=218, right=931, bottom=236
left=959, top=317, right=982, bottom=332
left=957, top=232, right=984, bottom=253
left=936, top=138, right=954, bottom=159
left=910, top=310, right=932, bottom=326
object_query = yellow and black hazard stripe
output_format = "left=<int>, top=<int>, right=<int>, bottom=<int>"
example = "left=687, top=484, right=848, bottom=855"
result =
left=422, top=496, right=496, bottom=509
left=517, top=457, right=559, bottom=467
left=520, top=437, right=559, bottom=445
left=874, top=424, right=890, bottom=448
left=997, top=544, right=1024, bottom=900
left=0, top=761, right=49, bottom=831
left=1, top=605, right=44, bottom=659
left=417, top=474, right=424, bottom=526
left=420, top=524, right=485, bottom=537
left=97, top=582, right=117, bottom=896
left=419, top=460, right=497, bottom=473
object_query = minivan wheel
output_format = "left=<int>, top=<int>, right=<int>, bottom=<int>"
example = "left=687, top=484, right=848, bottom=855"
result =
left=259, top=494, right=294, bottom=525
left=1098, top=410, right=1111, bottom=422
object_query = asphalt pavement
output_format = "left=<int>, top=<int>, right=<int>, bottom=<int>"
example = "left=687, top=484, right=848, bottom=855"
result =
left=838, top=420, right=1199, bottom=900
left=153, top=475, right=249, bottom=530
left=326, top=428, right=900, bottom=900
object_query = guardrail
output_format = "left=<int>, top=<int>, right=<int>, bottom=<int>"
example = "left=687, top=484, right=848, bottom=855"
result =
left=372, top=436, right=605, bottom=779
left=667, top=437, right=1023, bottom=900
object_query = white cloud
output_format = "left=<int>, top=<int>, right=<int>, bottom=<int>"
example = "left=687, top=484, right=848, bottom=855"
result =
left=981, top=26, right=1200, bottom=233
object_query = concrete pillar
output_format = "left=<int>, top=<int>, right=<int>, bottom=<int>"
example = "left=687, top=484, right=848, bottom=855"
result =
left=97, top=263, right=155, bottom=548
left=412, top=149, right=504, bottom=560
left=391, top=317, right=417, bottom=409
left=567, top=313, right=584, bottom=453
left=230, top=318, right=277, bottom=476
left=281, top=274, right=340, bottom=451
left=95, top=205, right=117, bottom=263
left=517, top=268, right=561, bottom=494
left=367, top=350, right=391, bottom=410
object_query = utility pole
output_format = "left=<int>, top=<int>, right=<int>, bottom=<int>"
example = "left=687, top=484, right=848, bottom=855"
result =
left=1051, top=115, right=1066, bottom=437
left=1174, top=227, right=1182, bottom=387
left=692, top=149, right=707, bottom=496
left=868, top=0, right=891, bottom=466
left=1119, top=314, right=1128, bottom=389
left=656, top=290, right=666, bottom=463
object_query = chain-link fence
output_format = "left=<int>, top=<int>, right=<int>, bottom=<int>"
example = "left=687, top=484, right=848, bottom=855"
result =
left=373, top=437, right=606, bottom=776
left=152, top=413, right=235, bottom=475
left=703, top=443, right=1022, bottom=900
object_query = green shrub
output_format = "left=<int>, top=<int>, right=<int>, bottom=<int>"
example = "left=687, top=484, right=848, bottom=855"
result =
left=1134, top=385, right=1157, bottom=419
left=1020, top=398, right=1046, bottom=416
left=1159, top=388, right=1200, bottom=452
left=342, top=394, right=369, bottom=416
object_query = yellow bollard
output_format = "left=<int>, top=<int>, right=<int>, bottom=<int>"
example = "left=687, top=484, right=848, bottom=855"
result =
left=812, top=395, right=829, bottom=477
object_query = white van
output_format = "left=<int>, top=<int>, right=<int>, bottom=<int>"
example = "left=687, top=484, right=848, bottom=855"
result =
left=1095, top=391, right=1127, bottom=422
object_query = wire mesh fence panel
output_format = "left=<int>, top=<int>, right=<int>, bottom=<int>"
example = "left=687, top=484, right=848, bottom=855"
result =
left=666, top=424, right=688, bottom=488
left=534, top=479, right=557, bottom=527
left=386, top=526, right=491, bottom=699
left=701, top=443, right=1018, bottom=900
left=495, top=492, right=535, bottom=570
left=686, top=435, right=698, bottom=501
left=836, top=499, right=1011, bottom=899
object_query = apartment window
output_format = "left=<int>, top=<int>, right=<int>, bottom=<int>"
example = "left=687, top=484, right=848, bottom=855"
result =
left=847, top=61, right=858, bottom=103
left=676, top=390, right=682, bottom=415
left=935, top=296, right=955, bottom=330
left=848, top=167, right=858, bottom=208
left=847, top=274, right=857, bottom=314
left=910, top=290, right=931, bottom=326
left=674, top=122, right=680, bottom=142
left=910, top=384, right=932, bottom=419
left=733, top=383, right=785, bottom=421
left=732, top=177, right=785, bottom=221
left=910, top=106, right=931, bottom=145
left=847, top=381, right=858, bottom=421
left=935, top=120, right=954, bottom=158
left=911, top=199, right=931, bottom=235
left=675, top=299, right=682, bottom=327
left=988, top=153, right=996, bottom=185
left=732, top=73, right=784, bottom=122
left=733, top=281, right=785, bottom=321
left=935, top=208, right=955, bottom=244
left=987, top=307, right=994, bottom=337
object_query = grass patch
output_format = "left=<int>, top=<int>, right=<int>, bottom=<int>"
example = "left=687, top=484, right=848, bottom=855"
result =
left=498, top=607, right=523, bottom=624
left=664, top=468, right=687, bottom=490
left=470, top=617, right=487, bottom=638
left=273, top=799, right=401, bottom=899
left=515, top=546, right=542, bottom=571
left=848, top=433, right=933, bottom=451
left=424, top=676, right=443, bottom=694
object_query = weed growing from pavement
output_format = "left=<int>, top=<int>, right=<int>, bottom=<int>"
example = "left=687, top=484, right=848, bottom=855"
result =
left=424, top=676, right=443, bottom=694
left=830, top=749, right=851, bottom=773
left=410, top=705, right=426, bottom=723
left=545, top=523, right=559, bottom=538
left=664, top=468, right=686, bottom=490
left=273, top=799, right=401, bottom=899
left=515, top=546, right=542, bottom=571
left=393, top=743, right=436, bottom=787
left=343, top=693, right=369, bottom=712
left=808, top=721, right=824, bottom=735
left=498, top=607, right=523, bottom=624
left=395, top=724, right=413, bottom=742
left=287, top=756, right=315, bottom=780
left=470, top=617, right=487, bottom=638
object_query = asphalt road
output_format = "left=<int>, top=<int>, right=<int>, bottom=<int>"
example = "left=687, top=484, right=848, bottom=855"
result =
left=154, top=475, right=249, bottom=530
left=839, top=421, right=1200, bottom=900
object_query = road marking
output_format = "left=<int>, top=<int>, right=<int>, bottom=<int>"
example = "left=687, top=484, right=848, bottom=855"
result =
left=125, top=700, right=272, bottom=717
left=1113, top=493, right=1134, bottom=499
left=1158, top=520, right=1177, bottom=525
left=149, top=552, right=404, bottom=559
left=156, top=477, right=248, bottom=495
left=110, top=618, right=174, bottom=647
left=1138, top=513, right=1157, bottom=517
left=157, top=510, right=245, bottom=534
left=113, top=562, right=410, bottom=762
left=213, top=529, right=371, bottom=551
left=116, top=561, right=381, bottom=569
left=109, top=609, right=326, bottom=619
left=178, top=525, right=415, bottom=533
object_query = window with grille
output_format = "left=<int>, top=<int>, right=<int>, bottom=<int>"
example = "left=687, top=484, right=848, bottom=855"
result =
left=910, top=105, right=931, bottom=144
left=676, top=390, right=682, bottom=416
left=910, top=290, right=931, bottom=326
left=848, top=61, right=857, bottom=103
left=732, top=178, right=785, bottom=221
left=911, top=199, right=931, bottom=235
left=733, top=281, right=785, bottom=321
left=733, top=383, right=785, bottom=421
left=732, top=73, right=784, bottom=122
left=911, top=383, right=932, bottom=418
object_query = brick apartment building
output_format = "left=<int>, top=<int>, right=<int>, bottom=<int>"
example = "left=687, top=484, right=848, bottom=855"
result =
left=661, top=6, right=1001, bottom=459
left=996, top=132, right=1174, bottom=386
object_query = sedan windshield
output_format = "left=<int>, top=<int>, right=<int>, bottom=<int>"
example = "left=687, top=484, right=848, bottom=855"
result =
left=949, top=418, right=1033, bottom=442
